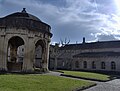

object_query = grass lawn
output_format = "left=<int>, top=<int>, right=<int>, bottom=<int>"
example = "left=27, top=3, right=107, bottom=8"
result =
left=60, top=70, right=110, bottom=81
left=0, top=74, right=94, bottom=91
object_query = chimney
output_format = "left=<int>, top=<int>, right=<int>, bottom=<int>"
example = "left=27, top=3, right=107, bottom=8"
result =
left=82, top=37, right=85, bottom=44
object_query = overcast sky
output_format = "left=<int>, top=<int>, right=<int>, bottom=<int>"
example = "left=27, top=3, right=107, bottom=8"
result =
left=0, top=0, right=120, bottom=44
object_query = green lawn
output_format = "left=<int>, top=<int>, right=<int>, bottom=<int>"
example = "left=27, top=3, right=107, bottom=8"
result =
left=60, top=70, right=110, bottom=81
left=0, top=74, right=94, bottom=91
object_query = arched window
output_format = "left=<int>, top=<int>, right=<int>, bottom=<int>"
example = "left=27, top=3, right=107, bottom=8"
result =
left=83, top=61, right=87, bottom=68
left=62, top=61, right=65, bottom=67
left=101, top=62, right=105, bottom=69
left=111, top=61, right=116, bottom=70
left=92, top=61, right=96, bottom=69
left=75, top=61, right=79, bottom=68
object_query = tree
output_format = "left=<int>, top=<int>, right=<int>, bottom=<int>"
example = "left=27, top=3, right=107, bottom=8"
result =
left=60, top=38, right=70, bottom=46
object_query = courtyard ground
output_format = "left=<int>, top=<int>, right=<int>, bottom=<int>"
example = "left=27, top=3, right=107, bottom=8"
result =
left=59, top=70, right=111, bottom=81
left=84, top=79, right=120, bottom=91
left=47, top=71, right=120, bottom=91
left=0, top=74, right=94, bottom=91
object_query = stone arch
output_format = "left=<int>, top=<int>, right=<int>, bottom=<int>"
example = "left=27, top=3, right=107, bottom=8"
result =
left=111, top=61, right=116, bottom=70
left=101, top=61, right=105, bottom=69
left=7, top=35, right=26, bottom=45
left=34, top=39, right=46, bottom=69
left=34, top=38, right=46, bottom=46
left=83, top=61, right=87, bottom=68
left=75, top=61, right=79, bottom=68
left=7, top=36, right=25, bottom=72
left=92, top=61, right=96, bottom=69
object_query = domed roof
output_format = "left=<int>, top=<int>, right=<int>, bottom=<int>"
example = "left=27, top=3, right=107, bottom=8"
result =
left=4, top=8, right=41, bottom=21
left=0, top=8, right=52, bottom=37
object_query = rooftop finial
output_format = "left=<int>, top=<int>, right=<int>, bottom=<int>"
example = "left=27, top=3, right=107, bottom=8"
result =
left=22, top=8, right=26, bottom=13
left=82, top=37, right=85, bottom=44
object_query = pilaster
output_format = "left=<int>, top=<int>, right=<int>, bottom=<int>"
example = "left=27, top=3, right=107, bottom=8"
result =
left=42, top=41, right=50, bottom=72
left=22, top=38, right=34, bottom=72
left=0, top=35, right=8, bottom=71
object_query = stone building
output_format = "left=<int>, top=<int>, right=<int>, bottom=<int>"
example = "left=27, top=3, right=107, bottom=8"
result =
left=49, top=38, right=120, bottom=72
left=0, top=8, right=52, bottom=72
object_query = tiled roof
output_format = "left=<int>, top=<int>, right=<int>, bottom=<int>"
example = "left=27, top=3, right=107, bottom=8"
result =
left=60, top=40, right=120, bottom=50
left=73, top=52, right=120, bottom=58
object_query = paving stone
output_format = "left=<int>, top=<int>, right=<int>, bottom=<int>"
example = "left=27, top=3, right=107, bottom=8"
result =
left=84, top=79, right=120, bottom=91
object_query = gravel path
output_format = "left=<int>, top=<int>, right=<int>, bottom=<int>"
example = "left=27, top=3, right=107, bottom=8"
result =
left=45, top=71, right=62, bottom=76
left=46, top=71, right=120, bottom=91
left=84, top=79, right=120, bottom=91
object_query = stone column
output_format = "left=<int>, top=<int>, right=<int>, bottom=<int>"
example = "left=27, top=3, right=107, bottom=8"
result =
left=42, top=41, right=50, bottom=72
left=22, top=38, right=34, bottom=72
left=0, top=35, right=5, bottom=71
left=1, top=35, right=8, bottom=71
left=0, top=36, right=3, bottom=70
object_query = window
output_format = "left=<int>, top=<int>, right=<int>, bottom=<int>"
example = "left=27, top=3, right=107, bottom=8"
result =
left=92, top=61, right=96, bottom=69
left=22, top=48, right=24, bottom=52
left=111, top=61, right=116, bottom=70
left=83, top=61, right=87, bottom=68
left=62, top=61, right=65, bottom=67
left=20, top=58, right=23, bottom=62
left=101, top=62, right=105, bottom=69
left=75, top=61, right=79, bottom=68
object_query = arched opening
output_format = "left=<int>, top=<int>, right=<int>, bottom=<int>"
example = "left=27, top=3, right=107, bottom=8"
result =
left=92, top=61, right=96, bottom=69
left=111, top=61, right=116, bottom=70
left=34, top=40, right=45, bottom=70
left=101, top=62, right=105, bottom=69
left=75, top=61, right=79, bottom=68
left=7, top=36, right=25, bottom=72
left=83, top=61, right=87, bottom=68
left=62, top=61, right=65, bottom=67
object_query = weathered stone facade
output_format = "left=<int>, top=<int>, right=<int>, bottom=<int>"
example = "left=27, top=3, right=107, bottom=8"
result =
left=49, top=39, right=120, bottom=72
left=0, top=8, right=52, bottom=72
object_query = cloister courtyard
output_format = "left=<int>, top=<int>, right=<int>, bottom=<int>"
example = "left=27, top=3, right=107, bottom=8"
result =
left=0, top=70, right=119, bottom=91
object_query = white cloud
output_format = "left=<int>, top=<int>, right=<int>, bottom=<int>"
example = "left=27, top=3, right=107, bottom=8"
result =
left=0, top=0, right=120, bottom=43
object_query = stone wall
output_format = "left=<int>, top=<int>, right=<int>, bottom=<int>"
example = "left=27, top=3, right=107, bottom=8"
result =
left=0, top=27, right=51, bottom=72
left=72, top=56, right=120, bottom=72
left=49, top=44, right=120, bottom=72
